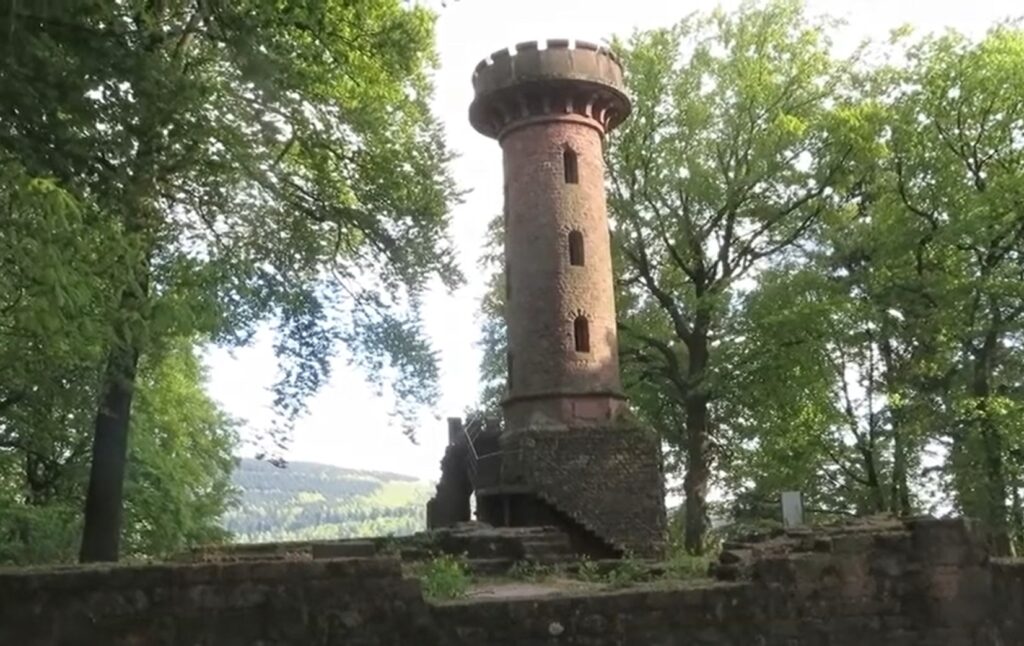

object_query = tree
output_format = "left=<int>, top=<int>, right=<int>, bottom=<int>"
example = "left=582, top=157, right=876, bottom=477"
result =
left=0, top=164, right=119, bottom=562
left=121, top=340, right=239, bottom=558
left=713, top=20, right=1024, bottom=553
left=0, top=338, right=239, bottom=564
left=879, top=24, right=1024, bottom=553
left=1, top=0, right=460, bottom=562
left=472, top=213, right=507, bottom=417
left=607, top=0, right=868, bottom=553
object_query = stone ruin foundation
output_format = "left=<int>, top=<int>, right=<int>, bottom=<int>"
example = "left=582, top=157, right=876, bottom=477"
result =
left=3, top=516, right=1024, bottom=645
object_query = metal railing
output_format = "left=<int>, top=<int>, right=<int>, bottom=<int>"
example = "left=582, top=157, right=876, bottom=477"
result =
left=456, top=415, right=502, bottom=490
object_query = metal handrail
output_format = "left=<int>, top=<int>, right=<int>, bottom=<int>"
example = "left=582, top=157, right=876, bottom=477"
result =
left=460, top=415, right=502, bottom=489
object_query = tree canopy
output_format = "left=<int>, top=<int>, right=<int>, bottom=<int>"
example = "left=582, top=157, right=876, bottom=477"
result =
left=1, top=0, right=459, bottom=562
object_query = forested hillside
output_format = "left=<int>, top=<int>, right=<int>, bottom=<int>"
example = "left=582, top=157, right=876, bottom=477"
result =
left=222, top=459, right=432, bottom=543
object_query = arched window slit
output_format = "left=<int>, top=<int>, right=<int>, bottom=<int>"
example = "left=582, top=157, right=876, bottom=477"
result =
left=573, top=316, right=590, bottom=353
left=568, top=230, right=585, bottom=266
left=563, top=147, right=578, bottom=184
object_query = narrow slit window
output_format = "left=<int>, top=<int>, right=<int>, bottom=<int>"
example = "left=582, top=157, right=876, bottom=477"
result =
left=505, top=268, right=511, bottom=299
left=506, top=352, right=514, bottom=388
left=573, top=316, right=590, bottom=353
left=568, top=230, right=585, bottom=266
left=563, top=147, right=578, bottom=184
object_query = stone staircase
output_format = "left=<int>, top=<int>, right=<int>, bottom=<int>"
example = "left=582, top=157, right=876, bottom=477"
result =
left=406, top=523, right=577, bottom=574
left=180, top=522, right=579, bottom=576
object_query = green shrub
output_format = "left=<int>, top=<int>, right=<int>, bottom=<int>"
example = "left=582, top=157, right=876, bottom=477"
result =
left=604, top=552, right=651, bottom=588
left=663, top=552, right=712, bottom=580
left=575, top=555, right=603, bottom=583
left=416, top=553, right=470, bottom=601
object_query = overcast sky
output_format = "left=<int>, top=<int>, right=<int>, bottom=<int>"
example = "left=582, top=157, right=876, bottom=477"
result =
left=203, top=0, right=1021, bottom=482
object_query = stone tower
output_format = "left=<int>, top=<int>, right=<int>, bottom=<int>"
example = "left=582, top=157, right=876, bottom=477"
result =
left=455, top=40, right=666, bottom=557
left=470, top=39, right=630, bottom=430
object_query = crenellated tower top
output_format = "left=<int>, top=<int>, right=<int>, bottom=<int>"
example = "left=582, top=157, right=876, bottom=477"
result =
left=468, top=39, right=632, bottom=140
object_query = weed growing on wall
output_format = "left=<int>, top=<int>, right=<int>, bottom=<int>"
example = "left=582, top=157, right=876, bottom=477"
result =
left=508, top=560, right=557, bottom=581
left=605, top=552, right=652, bottom=588
left=415, top=553, right=470, bottom=601
left=574, top=555, right=603, bottom=583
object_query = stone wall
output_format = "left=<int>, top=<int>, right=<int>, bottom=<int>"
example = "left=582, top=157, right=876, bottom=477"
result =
left=5, top=518, right=1024, bottom=645
left=435, top=583, right=757, bottom=645
left=744, top=517, right=997, bottom=645
left=426, top=442, right=472, bottom=529
left=991, top=558, right=1024, bottom=642
left=432, top=518, right=1021, bottom=646
left=499, top=424, right=668, bottom=557
left=0, top=558, right=439, bottom=646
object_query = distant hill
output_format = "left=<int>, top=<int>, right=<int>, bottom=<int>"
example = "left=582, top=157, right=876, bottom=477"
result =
left=221, top=458, right=433, bottom=543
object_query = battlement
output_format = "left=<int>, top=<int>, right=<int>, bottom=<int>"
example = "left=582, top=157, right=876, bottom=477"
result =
left=469, top=39, right=631, bottom=139
left=471, top=39, right=624, bottom=94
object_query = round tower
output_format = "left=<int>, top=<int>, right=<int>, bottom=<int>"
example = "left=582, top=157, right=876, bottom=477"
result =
left=470, top=39, right=631, bottom=431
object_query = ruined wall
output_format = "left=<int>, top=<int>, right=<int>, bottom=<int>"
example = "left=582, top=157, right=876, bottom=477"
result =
left=499, top=424, right=667, bottom=557
left=426, top=442, right=472, bottom=529
left=434, top=518, right=1020, bottom=646
left=435, top=583, right=755, bottom=645
left=991, top=558, right=1024, bottom=643
left=0, top=558, right=439, bottom=646
left=4, top=518, right=1024, bottom=645
left=744, top=517, right=998, bottom=645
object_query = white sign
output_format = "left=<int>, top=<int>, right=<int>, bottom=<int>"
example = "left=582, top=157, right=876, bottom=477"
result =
left=781, top=491, right=804, bottom=528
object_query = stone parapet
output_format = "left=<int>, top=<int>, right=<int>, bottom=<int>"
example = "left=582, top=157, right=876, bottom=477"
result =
left=469, top=39, right=631, bottom=139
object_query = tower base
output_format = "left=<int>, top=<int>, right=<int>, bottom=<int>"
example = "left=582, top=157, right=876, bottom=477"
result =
left=478, top=422, right=667, bottom=558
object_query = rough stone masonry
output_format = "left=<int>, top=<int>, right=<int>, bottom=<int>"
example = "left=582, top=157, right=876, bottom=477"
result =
left=428, top=39, right=668, bottom=558
left=4, top=517, right=1024, bottom=645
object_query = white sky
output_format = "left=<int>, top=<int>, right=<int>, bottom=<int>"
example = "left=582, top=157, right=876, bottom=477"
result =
left=203, top=0, right=1019, bottom=482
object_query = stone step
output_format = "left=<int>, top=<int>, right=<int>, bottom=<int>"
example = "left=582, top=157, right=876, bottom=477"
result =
left=465, top=558, right=516, bottom=575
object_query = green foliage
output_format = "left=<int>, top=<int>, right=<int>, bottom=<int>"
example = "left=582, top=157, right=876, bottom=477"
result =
left=472, top=213, right=508, bottom=416
left=607, top=0, right=861, bottom=555
left=0, top=342, right=238, bottom=565
left=415, top=553, right=471, bottom=601
left=222, top=459, right=431, bottom=543
left=663, top=552, right=712, bottom=581
left=575, top=555, right=603, bottom=583
left=508, top=560, right=556, bottom=581
left=1, top=0, right=459, bottom=561
left=0, top=502, right=81, bottom=565
left=121, top=342, right=240, bottom=559
left=604, top=552, right=652, bottom=589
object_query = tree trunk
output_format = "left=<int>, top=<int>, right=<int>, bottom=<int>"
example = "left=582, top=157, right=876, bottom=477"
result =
left=972, top=331, right=1011, bottom=556
left=79, top=320, right=141, bottom=563
left=877, top=336, right=911, bottom=516
left=890, top=414, right=911, bottom=516
left=79, top=241, right=150, bottom=563
left=1010, top=486, right=1023, bottom=557
left=683, top=330, right=711, bottom=554
left=860, top=445, right=886, bottom=514
left=78, top=126, right=157, bottom=562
